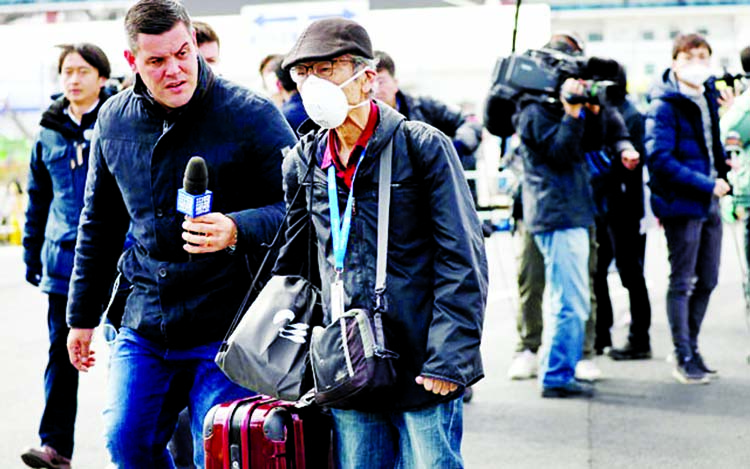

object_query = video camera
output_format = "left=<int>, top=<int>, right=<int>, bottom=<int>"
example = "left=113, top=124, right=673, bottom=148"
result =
left=710, top=70, right=750, bottom=93
left=484, top=48, right=623, bottom=138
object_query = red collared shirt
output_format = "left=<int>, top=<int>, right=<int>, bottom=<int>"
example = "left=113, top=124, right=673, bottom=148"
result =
left=321, top=101, right=379, bottom=189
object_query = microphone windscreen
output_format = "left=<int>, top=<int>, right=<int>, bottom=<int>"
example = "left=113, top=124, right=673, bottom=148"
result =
left=183, top=156, right=208, bottom=195
left=585, top=57, right=620, bottom=79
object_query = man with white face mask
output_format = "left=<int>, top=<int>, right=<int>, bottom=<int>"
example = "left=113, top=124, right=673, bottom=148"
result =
left=645, top=33, right=731, bottom=384
left=276, top=17, right=487, bottom=469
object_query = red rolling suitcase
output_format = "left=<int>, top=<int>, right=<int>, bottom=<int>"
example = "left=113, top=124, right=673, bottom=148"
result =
left=203, top=395, right=331, bottom=469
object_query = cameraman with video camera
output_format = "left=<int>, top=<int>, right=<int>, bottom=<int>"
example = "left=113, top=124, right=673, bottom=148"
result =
left=499, top=35, right=603, bottom=383
left=512, top=54, right=637, bottom=398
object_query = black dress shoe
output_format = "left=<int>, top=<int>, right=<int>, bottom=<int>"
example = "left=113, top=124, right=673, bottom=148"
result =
left=608, top=343, right=652, bottom=361
left=541, top=379, right=595, bottom=398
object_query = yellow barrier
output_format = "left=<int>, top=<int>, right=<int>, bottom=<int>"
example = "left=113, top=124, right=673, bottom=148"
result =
left=0, top=180, right=25, bottom=246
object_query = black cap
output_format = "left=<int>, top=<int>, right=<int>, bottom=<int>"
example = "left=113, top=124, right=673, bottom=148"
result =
left=282, top=17, right=373, bottom=69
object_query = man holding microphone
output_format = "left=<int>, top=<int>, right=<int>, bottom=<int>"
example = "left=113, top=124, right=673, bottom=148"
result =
left=65, top=0, right=296, bottom=467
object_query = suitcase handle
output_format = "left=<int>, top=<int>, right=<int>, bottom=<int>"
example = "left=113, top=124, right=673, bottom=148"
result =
left=263, top=407, right=291, bottom=442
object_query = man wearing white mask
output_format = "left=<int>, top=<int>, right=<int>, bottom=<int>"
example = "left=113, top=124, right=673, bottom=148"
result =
left=645, top=33, right=731, bottom=384
left=275, top=17, right=487, bottom=468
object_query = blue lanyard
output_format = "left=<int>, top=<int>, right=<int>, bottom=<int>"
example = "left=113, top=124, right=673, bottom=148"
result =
left=328, top=152, right=366, bottom=273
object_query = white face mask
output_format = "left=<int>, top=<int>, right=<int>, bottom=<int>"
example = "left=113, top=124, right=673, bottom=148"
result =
left=299, top=68, right=369, bottom=129
left=677, top=63, right=712, bottom=88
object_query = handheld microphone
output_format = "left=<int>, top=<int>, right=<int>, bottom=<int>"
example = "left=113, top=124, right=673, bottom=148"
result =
left=177, top=156, right=212, bottom=218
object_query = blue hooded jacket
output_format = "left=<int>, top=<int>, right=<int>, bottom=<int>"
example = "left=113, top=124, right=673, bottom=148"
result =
left=23, top=89, right=112, bottom=295
left=645, top=69, right=729, bottom=219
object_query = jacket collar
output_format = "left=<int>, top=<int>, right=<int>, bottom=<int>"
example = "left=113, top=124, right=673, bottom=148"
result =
left=302, top=98, right=406, bottom=154
left=132, top=54, right=215, bottom=119
left=649, top=68, right=704, bottom=103
left=39, top=87, right=114, bottom=138
left=366, top=99, right=406, bottom=155
left=395, top=90, right=412, bottom=118
left=307, top=100, right=405, bottom=171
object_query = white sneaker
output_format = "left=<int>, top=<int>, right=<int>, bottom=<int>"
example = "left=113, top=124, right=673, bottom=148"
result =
left=507, top=350, right=538, bottom=380
left=575, top=359, right=602, bottom=382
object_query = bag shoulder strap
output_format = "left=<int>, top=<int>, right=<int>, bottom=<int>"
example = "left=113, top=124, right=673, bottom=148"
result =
left=221, top=149, right=316, bottom=345
left=374, top=137, right=393, bottom=311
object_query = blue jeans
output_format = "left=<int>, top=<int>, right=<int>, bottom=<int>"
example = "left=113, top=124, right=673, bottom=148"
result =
left=534, top=228, right=591, bottom=388
left=331, top=398, right=464, bottom=469
left=663, top=202, right=722, bottom=358
left=104, top=327, right=252, bottom=468
left=39, top=293, right=78, bottom=459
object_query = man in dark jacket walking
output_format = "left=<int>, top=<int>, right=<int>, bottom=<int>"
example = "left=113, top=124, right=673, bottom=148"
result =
left=645, top=33, right=731, bottom=384
left=21, top=43, right=112, bottom=469
left=373, top=50, right=482, bottom=171
left=276, top=18, right=487, bottom=468
left=64, top=1, right=296, bottom=467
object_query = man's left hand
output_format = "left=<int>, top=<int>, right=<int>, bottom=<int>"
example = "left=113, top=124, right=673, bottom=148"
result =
left=415, top=376, right=458, bottom=396
left=182, top=213, right=237, bottom=254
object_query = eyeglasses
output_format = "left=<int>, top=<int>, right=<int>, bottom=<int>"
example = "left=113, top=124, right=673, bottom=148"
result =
left=289, top=58, right=356, bottom=83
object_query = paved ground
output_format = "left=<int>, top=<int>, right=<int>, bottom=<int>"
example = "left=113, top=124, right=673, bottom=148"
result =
left=2, top=223, right=750, bottom=468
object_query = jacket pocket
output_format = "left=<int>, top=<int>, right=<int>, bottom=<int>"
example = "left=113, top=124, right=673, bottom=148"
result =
left=43, top=239, right=75, bottom=282
left=44, top=144, right=75, bottom=194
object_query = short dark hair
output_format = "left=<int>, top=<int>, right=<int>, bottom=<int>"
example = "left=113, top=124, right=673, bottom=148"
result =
left=672, top=33, right=712, bottom=59
left=57, top=43, right=111, bottom=79
left=374, top=50, right=395, bottom=76
left=275, top=59, right=297, bottom=92
left=259, top=53, right=282, bottom=76
left=740, top=46, right=750, bottom=73
left=124, top=0, right=192, bottom=52
left=193, top=20, right=219, bottom=48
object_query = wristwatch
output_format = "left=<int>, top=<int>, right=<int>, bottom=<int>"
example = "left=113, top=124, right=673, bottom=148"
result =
left=226, top=224, right=238, bottom=254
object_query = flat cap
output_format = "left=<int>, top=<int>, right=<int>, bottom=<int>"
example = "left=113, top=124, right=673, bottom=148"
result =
left=282, top=17, right=373, bottom=69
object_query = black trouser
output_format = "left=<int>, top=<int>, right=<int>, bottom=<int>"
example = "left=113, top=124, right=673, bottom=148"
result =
left=663, top=203, right=722, bottom=358
left=40, top=293, right=79, bottom=459
left=593, top=213, right=652, bottom=351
